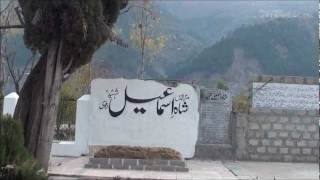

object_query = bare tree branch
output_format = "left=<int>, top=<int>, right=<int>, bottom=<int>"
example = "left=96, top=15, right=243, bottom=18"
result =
left=99, top=17, right=128, bottom=48
left=14, top=7, right=25, bottom=25
left=0, top=2, right=24, bottom=29
left=0, top=0, right=14, bottom=14
left=3, top=35, right=37, bottom=93
left=62, top=57, right=73, bottom=75
left=0, top=24, right=23, bottom=29
left=120, top=5, right=133, bottom=15
left=4, top=47, right=18, bottom=92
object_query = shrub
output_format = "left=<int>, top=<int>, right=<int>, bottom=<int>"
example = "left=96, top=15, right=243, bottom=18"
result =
left=0, top=115, right=27, bottom=167
left=233, top=94, right=250, bottom=112
left=216, top=80, right=229, bottom=91
left=55, top=99, right=76, bottom=141
left=0, top=115, right=47, bottom=180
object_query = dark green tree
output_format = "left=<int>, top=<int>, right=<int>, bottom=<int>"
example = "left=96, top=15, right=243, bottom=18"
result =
left=12, top=0, right=127, bottom=170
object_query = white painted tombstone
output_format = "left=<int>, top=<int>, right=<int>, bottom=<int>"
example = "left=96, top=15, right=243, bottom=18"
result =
left=3, top=92, right=19, bottom=116
left=89, top=79, right=200, bottom=158
left=252, top=82, right=319, bottom=110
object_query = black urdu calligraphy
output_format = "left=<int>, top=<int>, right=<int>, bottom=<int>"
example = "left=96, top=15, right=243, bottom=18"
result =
left=100, top=86, right=190, bottom=118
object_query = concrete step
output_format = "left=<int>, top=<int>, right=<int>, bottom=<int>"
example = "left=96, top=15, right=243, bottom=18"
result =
left=85, top=158, right=189, bottom=172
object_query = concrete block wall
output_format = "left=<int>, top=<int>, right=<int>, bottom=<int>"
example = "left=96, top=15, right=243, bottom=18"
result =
left=234, top=108, right=319, bottom=162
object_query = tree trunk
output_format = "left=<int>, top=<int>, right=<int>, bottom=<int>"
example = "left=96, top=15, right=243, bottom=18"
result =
left=14, top=38, right=63, bottom=170
left=138, top=48, right=145, bottom=79
left=0, top=0, right=4, bottom=101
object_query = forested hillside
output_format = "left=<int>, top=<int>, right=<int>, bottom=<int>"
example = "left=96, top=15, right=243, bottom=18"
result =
left=171, top=17, right=317, bottom=85
left=3, top=2, right=317, bottom=92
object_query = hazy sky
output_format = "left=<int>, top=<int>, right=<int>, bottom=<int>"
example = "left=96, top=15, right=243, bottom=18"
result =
left=158, top=1, right=318, bottom=20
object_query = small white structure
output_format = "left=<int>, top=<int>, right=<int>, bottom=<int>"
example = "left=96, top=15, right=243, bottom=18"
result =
left=3, top=92, right=19, bottom=116
left=51, top=95, right=91, bottom=156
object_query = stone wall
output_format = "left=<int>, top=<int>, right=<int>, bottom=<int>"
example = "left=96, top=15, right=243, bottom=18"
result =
left=234, top=108, right=319, bottom=162
left=197, top=89, right=232, bottom=144
left=251, top=75, right=318, bottom=85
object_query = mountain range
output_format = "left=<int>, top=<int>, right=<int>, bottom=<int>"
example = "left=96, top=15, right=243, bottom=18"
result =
left=4, top=1, right=318, bottom=92
left=171, top=17, right=317, bottom=88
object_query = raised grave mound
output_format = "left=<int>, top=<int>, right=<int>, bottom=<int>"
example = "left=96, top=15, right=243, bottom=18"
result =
left=94, top=146, right=182, bottom=160
left=86, top=146, right=188, bottom=172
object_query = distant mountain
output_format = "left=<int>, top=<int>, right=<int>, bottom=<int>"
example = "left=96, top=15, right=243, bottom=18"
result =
left=93, top=5, right=206, bottom=79
left=93, top=2, right=317, bottom=80
left=171, top=1, right=317, bottom=46
left=171, top=17, right=318, bottom=87
left=4, top=2, right=318, bottom=93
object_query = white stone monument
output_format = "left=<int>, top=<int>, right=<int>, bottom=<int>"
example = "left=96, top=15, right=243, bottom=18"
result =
left=89, top=79, right=200, bottom=158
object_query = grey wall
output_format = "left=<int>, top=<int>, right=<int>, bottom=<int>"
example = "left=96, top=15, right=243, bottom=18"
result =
left=197, top=88, right=232, bottom=144
left=195, top=88, right=233, bottom=159
left=192, top=75, right=319, bottom=162
left=234, top=108, right=319, bottom=162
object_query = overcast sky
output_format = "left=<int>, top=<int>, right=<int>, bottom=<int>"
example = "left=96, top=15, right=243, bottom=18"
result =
left=158, top=1, right=318, bottom=20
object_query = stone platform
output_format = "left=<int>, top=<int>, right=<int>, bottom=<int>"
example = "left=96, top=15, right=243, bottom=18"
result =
left=49, top=156, right=238, bottom=179
left=49, top=156, right=318, bottom=180
left=85, top=158, right=189, bottom=172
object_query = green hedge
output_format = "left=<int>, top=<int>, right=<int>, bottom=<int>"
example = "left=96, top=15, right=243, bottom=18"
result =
left=0, top=115, right=47, bottom=180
